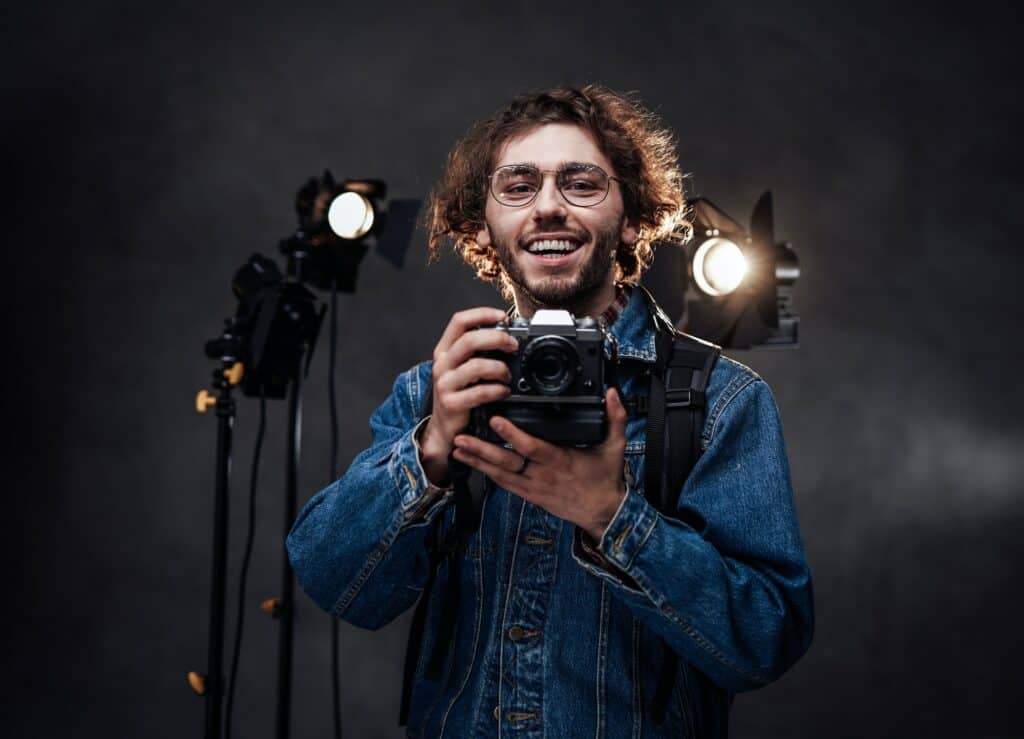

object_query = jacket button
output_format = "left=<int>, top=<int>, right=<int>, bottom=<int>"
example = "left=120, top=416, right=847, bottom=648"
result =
left=493, top=705, right=500, bottom=720
left=508, top=625, right=525, bottom=641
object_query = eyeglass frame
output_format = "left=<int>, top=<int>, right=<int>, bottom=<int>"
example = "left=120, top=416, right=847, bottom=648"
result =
left=486, top=162, right=623, bottom=208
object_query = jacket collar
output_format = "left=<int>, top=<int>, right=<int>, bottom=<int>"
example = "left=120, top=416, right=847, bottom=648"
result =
left=607, top=284, right=667, bottom=363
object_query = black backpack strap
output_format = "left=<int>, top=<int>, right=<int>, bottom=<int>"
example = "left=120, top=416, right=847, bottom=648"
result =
left=645, top=330, right=721, bottom=726
left=644, top=331, right=674, bottom=513
left=399, top=461, right=486, bottom=726
left=424, top=460, right=485, bottom=672
left=661, top=336, right=719, bottom=512
left=642, top=332, right=721, bottom=517
left=399, top=511, right=449, bottom=725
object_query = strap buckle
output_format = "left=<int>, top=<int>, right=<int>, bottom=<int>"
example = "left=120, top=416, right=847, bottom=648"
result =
left=625, top=390, right=704, bottom=414
left=666, top=389, right=705, bottom=409
left=665, top=389, right=693, bottom=408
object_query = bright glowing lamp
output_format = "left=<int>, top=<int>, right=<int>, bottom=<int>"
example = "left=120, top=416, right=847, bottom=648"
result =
left=692, top=237, right=747, bottom=296
left=327, top=191, right=375, bottom=239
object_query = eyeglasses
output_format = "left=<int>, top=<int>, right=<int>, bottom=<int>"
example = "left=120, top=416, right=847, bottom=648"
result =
left=488, top=163, right=621, bottom=208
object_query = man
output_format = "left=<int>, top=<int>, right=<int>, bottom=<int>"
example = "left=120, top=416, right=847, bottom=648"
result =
left=287, top=85, right=813, bottom=738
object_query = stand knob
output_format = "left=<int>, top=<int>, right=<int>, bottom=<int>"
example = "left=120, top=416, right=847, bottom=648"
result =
left=187, top=671, right=206, bottom=695
left=260, top=597, right=282, bottom=618
left=195, top=390, right=217, bottom=414
left=224, top=362, right=245, bottom=386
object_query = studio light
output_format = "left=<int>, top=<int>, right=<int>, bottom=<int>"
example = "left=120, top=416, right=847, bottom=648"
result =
left=280, top=171, right=420, bottom=293
left=327, top=191, right=375, bottom=239
left=682, top=192, right=800, bottom=349
left=203, top=254, right=324, bottom=400
left=691, top=236, right=748, bottom=296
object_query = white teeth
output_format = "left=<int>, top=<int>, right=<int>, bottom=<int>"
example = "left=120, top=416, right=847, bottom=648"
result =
left=528, top=239, right=579, bottom=254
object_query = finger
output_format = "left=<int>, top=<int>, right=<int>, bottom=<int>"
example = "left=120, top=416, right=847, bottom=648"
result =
left=488, top=416, right=559, bottom=464
left=452, top=447, right=532, bottom=495
left=436, top=357, right=511, bottom=395
left=443, top=328, right=518, bottom=369
left=453, top=434, right=523, bottom=471
left=435, top=308, right=510, bottom=357
left=436, top=383, right=510, bottom=414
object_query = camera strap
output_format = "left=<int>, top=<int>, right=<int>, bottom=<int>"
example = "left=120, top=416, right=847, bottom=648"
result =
left=400, top=389, right=490, bottom=726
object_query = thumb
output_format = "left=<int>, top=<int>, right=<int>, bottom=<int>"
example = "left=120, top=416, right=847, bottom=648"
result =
left=605, top=387, right=627, bottom=445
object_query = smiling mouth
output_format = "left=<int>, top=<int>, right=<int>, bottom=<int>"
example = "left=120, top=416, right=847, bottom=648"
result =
left=525, top=238, right=585, bottom=259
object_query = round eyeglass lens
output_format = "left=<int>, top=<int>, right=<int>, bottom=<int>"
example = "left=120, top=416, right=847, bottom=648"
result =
left=491, top=165, right=611, bottom=207
left=492, top=166, right=541, bottom=206
left=557, top=166, right=609, bottom=206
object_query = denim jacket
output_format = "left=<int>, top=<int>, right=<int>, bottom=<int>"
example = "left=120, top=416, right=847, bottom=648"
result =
left=287, top=288, right=814, bottom=738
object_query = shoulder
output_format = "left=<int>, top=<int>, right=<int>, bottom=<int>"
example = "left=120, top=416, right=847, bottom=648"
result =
left=702, top=353, right=770, bottom=448
left=371, top=360, right=434, bottom=429
left=397, top=360, right=434, bottom=420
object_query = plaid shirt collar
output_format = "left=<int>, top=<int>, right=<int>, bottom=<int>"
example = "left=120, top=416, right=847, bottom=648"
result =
left=597, top=283, right=632, bottom=331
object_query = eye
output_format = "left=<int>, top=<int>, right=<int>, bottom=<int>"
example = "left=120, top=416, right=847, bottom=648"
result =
left=565, top=179, right=599, bottom=191
left=499, top=182, right=537, bottom=203
left=559, top=166, right=607, bottom=196
left=494, top=167, right=540, bottom=199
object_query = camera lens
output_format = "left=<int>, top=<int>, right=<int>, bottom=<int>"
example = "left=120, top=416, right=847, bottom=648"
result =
left=521, top=336, right=579, bottom=395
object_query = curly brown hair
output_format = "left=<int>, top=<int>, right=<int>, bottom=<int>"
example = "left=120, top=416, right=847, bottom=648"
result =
left=427, top=85, right=690, bottom=299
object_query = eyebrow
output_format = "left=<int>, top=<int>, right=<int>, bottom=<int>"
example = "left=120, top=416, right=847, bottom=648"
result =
left=559, top=161, right=598, bottom=174
left=500, top=161, right=602, bottom=172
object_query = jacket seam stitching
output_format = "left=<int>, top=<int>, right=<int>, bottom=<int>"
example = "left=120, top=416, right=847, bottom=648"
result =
left=618, top=503, right=657, bottom=570
left=497, top=499, right=527, bottom=739
left=631, top=617, right=642, bottom=739
left=331, top=538, right=388, bottom=617
left=333, top=431, right=416, bottom=616
left=660, top=604, right=769, bottom=685
left=408, top=366, right=421, bottom=421
left=438, top=493, right=488, bottom=736
left=594, top=582, right=609, bottom=739
left=705, top=374, right=759, bottom=446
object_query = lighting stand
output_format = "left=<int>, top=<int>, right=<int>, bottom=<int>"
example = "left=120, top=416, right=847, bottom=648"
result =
left=270, top=248, right=317, bottom=739
left=192, top=319, right=246, bottom=739
left=193, top=174, right=414, bottom=738
left=275, top=345, right=304, bottom=739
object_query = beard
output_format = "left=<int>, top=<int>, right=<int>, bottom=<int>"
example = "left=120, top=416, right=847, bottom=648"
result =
left=492, top=217, right=622, bottom=311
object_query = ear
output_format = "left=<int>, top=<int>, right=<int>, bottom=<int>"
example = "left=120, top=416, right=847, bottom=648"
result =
left=620, top=217, right=638, bottom=246
left=476, top=222, right=492, bottom=248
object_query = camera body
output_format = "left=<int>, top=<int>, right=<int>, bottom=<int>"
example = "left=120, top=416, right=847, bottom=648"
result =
left=473, top=310, right=611, bottom=447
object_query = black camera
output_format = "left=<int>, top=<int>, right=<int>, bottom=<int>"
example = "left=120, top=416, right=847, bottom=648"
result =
left=473, top=310, right=612, bottom=447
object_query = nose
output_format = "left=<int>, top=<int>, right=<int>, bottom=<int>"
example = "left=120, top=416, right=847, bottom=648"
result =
left=531, top=174, right=568, bottom=222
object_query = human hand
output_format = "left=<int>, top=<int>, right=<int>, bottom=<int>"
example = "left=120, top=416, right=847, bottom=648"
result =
left=450, top=387, right=628, bottom=541
left=419, top=307, right=518, bottom=485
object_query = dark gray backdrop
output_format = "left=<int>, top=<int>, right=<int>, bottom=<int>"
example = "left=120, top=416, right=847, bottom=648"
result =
left=7, top=1, right=1023, bottom=737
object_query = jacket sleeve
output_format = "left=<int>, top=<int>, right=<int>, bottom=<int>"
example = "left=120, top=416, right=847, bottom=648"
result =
left=286, top=363, right=452, bottom=630
left=571, top=372, right=814, bottom=693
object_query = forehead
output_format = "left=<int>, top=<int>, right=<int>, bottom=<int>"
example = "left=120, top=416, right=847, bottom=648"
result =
left=494, top=123, right=613, bottom=172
